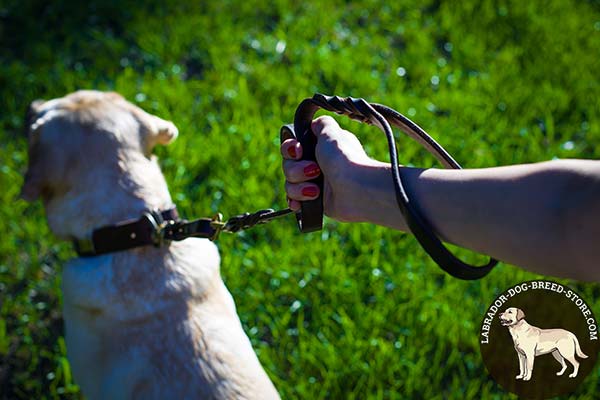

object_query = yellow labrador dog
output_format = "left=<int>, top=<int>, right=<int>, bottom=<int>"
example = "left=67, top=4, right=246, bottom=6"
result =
left=21, top=90, right=280, bottom=399
left=499, top=307, right=588, bottom=381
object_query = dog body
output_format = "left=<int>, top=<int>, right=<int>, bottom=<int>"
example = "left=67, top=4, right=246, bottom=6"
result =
left=22, top=91, right=280, bottom=399
left=499, top=307, right=588, bottom=381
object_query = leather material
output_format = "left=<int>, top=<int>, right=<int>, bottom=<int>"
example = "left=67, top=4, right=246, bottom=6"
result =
left=280, top=124, right=323, bottom=232
left=74, top=207, right=218, bottom=257
left=74, top=207, right=293, bottom=257
left=283, top=94, right=497, bottom=280
left=90, top=215, right=156, bottom=254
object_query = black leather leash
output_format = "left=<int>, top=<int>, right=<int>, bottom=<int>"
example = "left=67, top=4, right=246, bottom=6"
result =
left=75, top=93, right=495, bottom=280
left=280, top=94, right=497, bottom=280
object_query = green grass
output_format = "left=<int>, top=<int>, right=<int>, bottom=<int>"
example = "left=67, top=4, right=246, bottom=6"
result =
left=1, top=0, right=600, bottom=398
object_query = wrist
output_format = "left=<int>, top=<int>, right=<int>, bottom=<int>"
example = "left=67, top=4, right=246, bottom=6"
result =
left=339, top=160, right=410, bottom=232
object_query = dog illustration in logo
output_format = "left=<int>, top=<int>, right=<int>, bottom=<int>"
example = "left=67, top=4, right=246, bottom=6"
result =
left=499, top=307, right=588, bottom=381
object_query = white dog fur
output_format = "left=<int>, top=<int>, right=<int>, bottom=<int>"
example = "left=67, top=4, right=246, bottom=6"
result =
left=499, top=307, right=588, bottom=381
left=21, top=90, right=280, bottom=399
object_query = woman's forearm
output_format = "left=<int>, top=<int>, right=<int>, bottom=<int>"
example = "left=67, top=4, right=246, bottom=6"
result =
left=349, top=159, right=600, bottom=281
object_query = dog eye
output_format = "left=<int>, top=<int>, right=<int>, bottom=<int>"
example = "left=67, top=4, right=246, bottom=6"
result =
left=508, top=310, right=512, bottom=313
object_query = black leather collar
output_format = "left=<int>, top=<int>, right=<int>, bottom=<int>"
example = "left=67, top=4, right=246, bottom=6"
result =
left=73, top=206, right=219, bottom=256
left=73, top=206, right=293, bottom=257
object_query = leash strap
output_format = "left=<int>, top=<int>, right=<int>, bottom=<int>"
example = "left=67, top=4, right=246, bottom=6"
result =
left=282, top=94, right=497, bottom=280
left=74, top=207, right=293, bottom=257
left=75, top=93, right=496, bottom=279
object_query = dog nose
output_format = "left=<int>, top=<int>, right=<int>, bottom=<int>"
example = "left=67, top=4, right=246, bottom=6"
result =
left=31, top=99, right=45, bottom=108
left=29, top=99, right=45, bottom=115
left=25, top=99, right=46, bottom=134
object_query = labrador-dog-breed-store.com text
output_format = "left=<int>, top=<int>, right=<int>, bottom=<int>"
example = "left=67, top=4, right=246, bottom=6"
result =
left=21, top=91, right=280, bottom=399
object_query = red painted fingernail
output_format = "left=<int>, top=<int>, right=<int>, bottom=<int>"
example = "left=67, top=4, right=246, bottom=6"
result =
left=304, top=164, right=321, bottom=178
left=287, top=146, right=297, bottom=158
left=302, top=186, right=319, bottom=197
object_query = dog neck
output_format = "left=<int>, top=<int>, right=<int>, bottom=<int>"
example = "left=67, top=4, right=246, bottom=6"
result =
left=508, top=319, right=530, bottom=336
left=46, top=150, right=173, bottom=241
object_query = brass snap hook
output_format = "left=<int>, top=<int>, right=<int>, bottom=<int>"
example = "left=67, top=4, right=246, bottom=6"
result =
left=209, top=213, right=225, bottom=241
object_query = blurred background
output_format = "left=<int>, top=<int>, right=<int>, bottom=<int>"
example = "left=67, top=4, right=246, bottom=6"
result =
left=1, top=0, right=599, bottom=398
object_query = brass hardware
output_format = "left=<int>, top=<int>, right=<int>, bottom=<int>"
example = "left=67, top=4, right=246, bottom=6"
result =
left=209, top=213, right=225, bottom=241
left=144, top=212, right=174, bottom=247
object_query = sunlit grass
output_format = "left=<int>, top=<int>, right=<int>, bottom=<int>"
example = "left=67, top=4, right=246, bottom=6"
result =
left=1, top=0, right=599, bottom=398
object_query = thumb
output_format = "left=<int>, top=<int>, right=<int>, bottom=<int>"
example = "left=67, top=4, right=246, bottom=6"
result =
left=311, top=115, right=341, bottom=138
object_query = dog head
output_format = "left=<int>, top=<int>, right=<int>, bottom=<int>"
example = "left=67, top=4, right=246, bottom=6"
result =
left=499, top=307, right=526, bottom=326
left=20, top=90, right=178, bottom=204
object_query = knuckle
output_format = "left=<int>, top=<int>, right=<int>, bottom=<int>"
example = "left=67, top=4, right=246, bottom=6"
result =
left=281, top=138, right=296, bottom=148
left=315, top=115, right=335, bottom=125
left=281, top=161, right=296, bottom=181
left=283, top=167, right=294, bottom=181
left=313, top=115, right=338, bottom=134
left=285, top=182, right=300, bottom=199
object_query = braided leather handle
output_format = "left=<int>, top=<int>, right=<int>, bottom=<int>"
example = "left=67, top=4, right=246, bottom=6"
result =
left=280, top=123, right=323, bottom=232
left=279, top=97, right=327, bottom=233
left=282, top=94, right=497, bottom=280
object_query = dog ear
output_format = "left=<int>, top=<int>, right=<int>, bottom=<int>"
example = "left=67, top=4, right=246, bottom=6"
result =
left=128, top=100, right=179, bottom=148
left=151, top=117, right=178, bottom=146
left=516, top=308, right=525, bottom=321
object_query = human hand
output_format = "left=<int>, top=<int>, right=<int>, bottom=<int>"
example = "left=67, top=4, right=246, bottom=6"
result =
left=280, top=116, right=382, bottom=222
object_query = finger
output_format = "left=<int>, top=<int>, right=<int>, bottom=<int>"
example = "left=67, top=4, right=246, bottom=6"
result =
left=311, top=115, right=341, bottom=137
left=282, top=160, right=321, bottom=183
left=287, top=197, right=301, bottom=211
left=285, top=182, right=320, bottom=201
left=280, top=138, right=302, bottom=160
